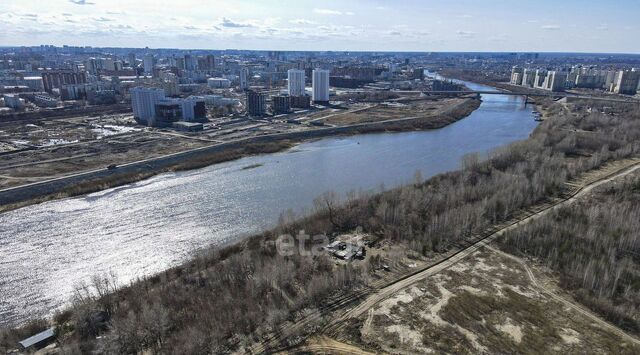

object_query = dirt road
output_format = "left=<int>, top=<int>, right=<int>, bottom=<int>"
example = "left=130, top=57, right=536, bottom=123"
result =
left=272, top=158, right=640, bottom=354
left=325, top=158, right=640, bottom=337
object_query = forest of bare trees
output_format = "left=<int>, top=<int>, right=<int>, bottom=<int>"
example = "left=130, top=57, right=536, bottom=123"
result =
left=499, top=174, right=640, bottom=334
left=2, top=99, right=640, bottom=353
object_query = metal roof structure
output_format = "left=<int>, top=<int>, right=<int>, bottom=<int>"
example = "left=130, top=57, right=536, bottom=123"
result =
left=19, top=327, right=55, bottom=349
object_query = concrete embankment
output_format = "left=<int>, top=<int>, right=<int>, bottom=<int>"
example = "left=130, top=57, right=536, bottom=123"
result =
left=0, top=98, right=480, bottom=208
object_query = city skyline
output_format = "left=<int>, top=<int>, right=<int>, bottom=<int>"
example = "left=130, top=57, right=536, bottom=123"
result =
left=0, top=0, right=639, bottom=53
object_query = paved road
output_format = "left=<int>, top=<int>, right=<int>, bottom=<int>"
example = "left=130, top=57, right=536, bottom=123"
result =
left=0, top=111, right=478, bottom=205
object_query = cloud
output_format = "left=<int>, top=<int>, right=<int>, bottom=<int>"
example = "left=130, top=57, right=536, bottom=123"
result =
left=458, top=14, right=473, bottom=18
left=260, top=28, right=278, bottom=35
left=220, top=17, right=254, bottom=28
left=69, top=0, right=95, bottom=5
left=488, top=33, right=509, bottom=42
left=541, top=24, right=560, bottom=30
left=94, top=17, right=114, bottom=22
left=456, top=30, right=475, bottom=38
left=313, top=8, right=353, bottom=15
left=376, top=6, right=387, bottom=10
left=388, top=30, right=402, bottom=36
left=290, top=18, right=316, bottom=25
left=596, top=23, right=609, bottom=31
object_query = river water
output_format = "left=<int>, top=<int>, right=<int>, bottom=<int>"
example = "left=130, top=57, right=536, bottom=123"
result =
left=0, top=79, right=538, bottom=326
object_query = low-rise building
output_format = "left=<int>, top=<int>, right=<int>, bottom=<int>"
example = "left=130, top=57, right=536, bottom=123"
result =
left=3, top=94, right=25, bottom=109
left=207, top=77, right=231, bottom=89
left=172, top=121, right=203, bottom=132
left=33, top=93, right=58, bottom=107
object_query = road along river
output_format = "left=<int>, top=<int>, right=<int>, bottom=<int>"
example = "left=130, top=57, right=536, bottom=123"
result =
left=0, top=80, right=538, bottom=326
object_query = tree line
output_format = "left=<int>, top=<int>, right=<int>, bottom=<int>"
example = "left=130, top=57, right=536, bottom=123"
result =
left=2, top=99, right=640, bottom=353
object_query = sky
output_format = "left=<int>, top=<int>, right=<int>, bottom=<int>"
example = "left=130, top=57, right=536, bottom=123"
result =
left=0, top=0, right=639, bottom=53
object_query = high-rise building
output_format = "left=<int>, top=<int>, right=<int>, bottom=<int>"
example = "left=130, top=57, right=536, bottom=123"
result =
left=143, top=54, right=154, bottom=75
left=272, top=95, right=291, bottom=114
left=246, top=90, right=266, bottom=116
left=312, top=69, right=330, bottom=103
left=179, top=96, right=207, bottom=121
left=510, top=66, right=524, bottom=85
left=543, top=71, right=567, bottom=92
left=85, top=58, right=99, bottom=75
left=287, top=69, right=306, bottom=96
left=290, top=94, right=311, bottom=109
left=240, top=67, right=249, bottom=90
left=184, top=54, right=196, bottom=71
left=613, top=70, right=640, bottom=95
left=533, top=69, right=547, bottom=89
left=41, top=70, right=87, bottom=93
left=205, top=54, right=215, bottom=71
left=130, top=87, right=165, bottom=124
left=128, top=53, right=136, bottom=68
left=521, top=69, right=535, bottom=87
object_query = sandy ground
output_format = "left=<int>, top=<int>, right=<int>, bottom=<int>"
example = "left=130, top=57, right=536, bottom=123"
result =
left=347, top=247, right=640, bottom=354
left=320, top=97, right=470, bottom=125
left=278, top=158, right=640, bottom=355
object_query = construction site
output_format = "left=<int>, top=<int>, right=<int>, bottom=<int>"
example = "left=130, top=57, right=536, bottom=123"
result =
left=0, top=93, right=479, bottom=206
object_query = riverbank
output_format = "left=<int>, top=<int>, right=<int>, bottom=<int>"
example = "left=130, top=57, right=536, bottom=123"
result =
left=3, top=89, right=639, bottom=353
left=0, top=97, right=480, bottom=213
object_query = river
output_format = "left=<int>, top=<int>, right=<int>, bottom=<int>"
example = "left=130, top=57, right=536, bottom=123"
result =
left=0, top=79, right=538, bottom=326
